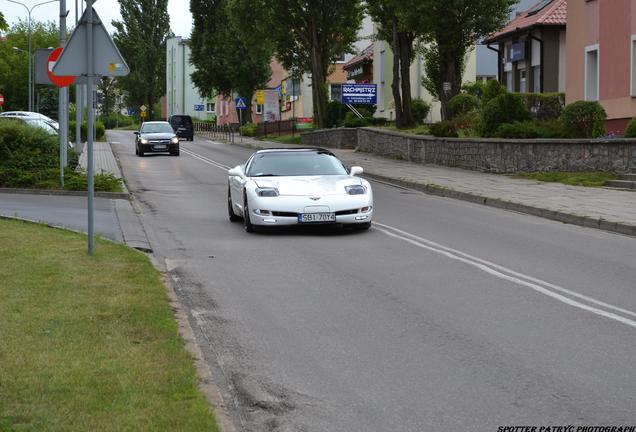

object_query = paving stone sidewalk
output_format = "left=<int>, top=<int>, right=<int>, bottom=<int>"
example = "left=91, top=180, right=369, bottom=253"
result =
left=78, top=141, right=123, bottom=179
left=227, top=134, right=636, bottom=237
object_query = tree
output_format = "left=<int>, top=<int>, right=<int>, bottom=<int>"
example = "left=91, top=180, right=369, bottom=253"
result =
left=0, top=12, right=8, bottom=31
left=112, top=0, right=170, bottom=120
left=366, top=0, right=416, bottom=128
left=409, top=0, right=517, bottom=120
left=190, top=0, right=274, bottom=124
left=266, top=0, right=364, bottom=129
left=98, top=77, right=120, bottom=114
left=0, top=20, right=59, bottom=112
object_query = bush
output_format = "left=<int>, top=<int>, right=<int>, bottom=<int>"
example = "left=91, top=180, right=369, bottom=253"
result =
left=367, top=117, right=387, bottom=126
left=482, top=80, right=507, bottom=105
left=624, top=117, right=636, bottom=138
left=482, top=93, right=530, bottom=136
left=494, top=120, right=569, bottom=139
left=461, top=81, right=486, bottom=99
left=69, top=120, right=106, bottom=142
left=520, top=93, right=565, bottom=120
left=430, top=121, right=458, bottom=138
left=561, top=101, right=607, bottom=138
left=99, top=112, right=134, bottom=129
left=448, top=93, right=479, bottom=118
left=239, top=122, right=258, bottom=137
left=343, top=112, right=370, bottom=128
left=411, top=99, right=431, bottom=124
left=326, top=100, right=346, bottom=128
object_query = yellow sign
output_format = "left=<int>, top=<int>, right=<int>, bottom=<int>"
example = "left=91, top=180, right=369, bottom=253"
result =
left=255, top=90, right=265, bottom=105
left=140, top=111, right=147, bottom=118
left=140, top=105, right=147, bottom=112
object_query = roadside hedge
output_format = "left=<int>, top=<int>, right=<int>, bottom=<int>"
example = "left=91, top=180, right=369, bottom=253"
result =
left=482, top=93, right=530, bottom=136
left=623, top=117, right=636, bottom=138
left=430, top=120, right=458, bottom=137
left=69, top=120, right=106, bottom=142
left=494, top=120, right=569, bottom=139
left=411, top=98, right=431, bottom=124
left=448, top=93, right=479, bottom=118
left=239, top=122, right=258, bottom=137
left=519, top=92, right=565, bottom=120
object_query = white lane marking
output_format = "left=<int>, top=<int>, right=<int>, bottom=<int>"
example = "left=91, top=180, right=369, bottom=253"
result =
left=373, top=222, right=636, bottom=329
left=181, top=148, right=232, bottom=170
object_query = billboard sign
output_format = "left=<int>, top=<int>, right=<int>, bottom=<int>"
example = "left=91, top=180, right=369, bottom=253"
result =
left=341, top=84, right=377, bottom=105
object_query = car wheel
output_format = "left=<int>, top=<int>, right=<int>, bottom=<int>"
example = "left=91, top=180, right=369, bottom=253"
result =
left=138, top=146, right=144, bottom=157
left=243, top=194, right=254, bottom=233
left=228, top=189, right=241, bottom=222
left=171, top=149, right=180, bottom=156
left=352, top=222, right=371, bottom=231
left=135, top=146, right=138, bottom=155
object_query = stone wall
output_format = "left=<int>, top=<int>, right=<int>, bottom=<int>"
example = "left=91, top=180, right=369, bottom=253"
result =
left=301, top=127, right=636, bottom=173
left=299, top=128, right=358, bottom=150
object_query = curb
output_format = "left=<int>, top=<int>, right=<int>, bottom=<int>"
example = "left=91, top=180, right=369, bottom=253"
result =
left=363, top=172, right=636, bottom=238
left=0, top=187, right=130, bottom=200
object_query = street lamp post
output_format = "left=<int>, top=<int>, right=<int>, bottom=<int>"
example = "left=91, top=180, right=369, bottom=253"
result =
left=5, top=0, right=60, bottom=111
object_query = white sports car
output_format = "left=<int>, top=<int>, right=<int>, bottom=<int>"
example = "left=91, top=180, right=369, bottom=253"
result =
left=227, top=148, right=373, bottom=232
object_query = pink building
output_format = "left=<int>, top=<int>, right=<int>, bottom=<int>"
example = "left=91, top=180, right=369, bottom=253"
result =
left=566, top=0, right=636, bottom=132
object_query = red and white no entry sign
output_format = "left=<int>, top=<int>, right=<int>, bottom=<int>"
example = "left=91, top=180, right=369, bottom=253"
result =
left=0, top=94, right=4, bottom=106
left=47, top=48, right=76, bottom=87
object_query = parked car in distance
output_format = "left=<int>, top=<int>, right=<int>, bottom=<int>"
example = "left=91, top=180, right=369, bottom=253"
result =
left=0, top=111, right=59, bottom=129
left=227, top=148, right=373, bottom=232
left=134, top=121, right=180, bottom=156
left=168, top=115, right=194, bottom=141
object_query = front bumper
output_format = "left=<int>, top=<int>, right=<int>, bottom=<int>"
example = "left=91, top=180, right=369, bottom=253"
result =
left=247, top=194, right=373, bottom=227
left=140, top=142, right=179, bottom=153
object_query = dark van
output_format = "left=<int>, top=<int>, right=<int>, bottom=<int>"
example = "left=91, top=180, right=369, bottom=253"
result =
left=168, top=115, right=194, bottom=141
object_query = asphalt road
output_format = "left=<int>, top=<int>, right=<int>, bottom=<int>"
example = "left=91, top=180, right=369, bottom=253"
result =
left=109, top=130, right=636, bottom=432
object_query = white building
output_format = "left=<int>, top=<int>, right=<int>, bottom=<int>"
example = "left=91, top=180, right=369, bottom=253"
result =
left=166, top=36, right=216, bottom=120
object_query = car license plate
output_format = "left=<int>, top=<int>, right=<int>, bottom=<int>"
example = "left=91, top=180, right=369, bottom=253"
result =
left=298, top=212, right=336, bottom=223
left=154, top=145, right=166, bottom=150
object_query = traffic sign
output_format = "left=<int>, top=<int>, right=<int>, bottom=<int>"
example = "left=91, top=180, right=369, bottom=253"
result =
left=255, top=90, right=265, bottom=105
left=140, top=111, right=147, bottom=118
left=0, top=94, right=4, bottom=106
left=235, top=97, right=247, bottom=110
left=194, top=104, right=204, bottom=111
left=140, top=105, right=147, bottom=112
left=52, top=7, right=130, bottom=77
left=47, top=48, right=76, bottom=87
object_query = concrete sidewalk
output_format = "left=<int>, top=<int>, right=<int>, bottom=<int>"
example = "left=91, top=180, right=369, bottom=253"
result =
left=223, top=134, right=636, bottom=237
left=77, top=141, right=124, bottom=179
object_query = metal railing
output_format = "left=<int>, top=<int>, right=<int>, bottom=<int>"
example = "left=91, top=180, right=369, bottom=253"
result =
left=193, top=122, right=235, bottom=143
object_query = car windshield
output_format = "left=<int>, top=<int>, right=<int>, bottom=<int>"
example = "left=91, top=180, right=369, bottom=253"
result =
left=141, top=123, right=174, bottom=134
left=246, top=152, right=348, bottom=177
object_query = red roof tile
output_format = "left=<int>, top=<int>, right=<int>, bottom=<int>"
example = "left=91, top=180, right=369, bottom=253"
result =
left=485, top=0, right=567, bottom=43
left=343, top=43, right=374, bottom=70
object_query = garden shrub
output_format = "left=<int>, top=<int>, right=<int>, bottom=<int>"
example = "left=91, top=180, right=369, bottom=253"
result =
left=461, top=81, right=485, bottom=99
left=448, top=93, right=479, bottom=118
left=367, top=117, right=387, bottom=126
left=482, top=93, right=530, bottom=136
left=343, top=112, right=370, bottom=128
left=69, top=120, right=106, bottom=141
left=561, top=101, right=607, bottom=138
left=239, top=122, right=258, bottom=137
left=411, top=99, right=431, bottom=124
left=99, top=112, right=134, bottom=129
left=495, top=120, right=569, bottom=139
left=430, top=121, right=458, bottom=138
left=520, top=93, right=565, bottom=120
left=624, top=117, right=636, bottom=138
left=482, top=80, right=507, bottom=105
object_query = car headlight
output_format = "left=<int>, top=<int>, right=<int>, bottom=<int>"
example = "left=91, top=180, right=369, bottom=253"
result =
left=140, top=138, right=149, bottom=144
left=171, top=137, right=179, bottom=144
left=345, top=185, right=366, bottom=195
left=255, top=187, right=279, bottom=197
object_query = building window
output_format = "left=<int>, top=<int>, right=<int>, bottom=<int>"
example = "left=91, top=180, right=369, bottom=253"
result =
left=532, top=66, right=541, bottom=93
left=335, top=52, right=346, bottom=62
left=255, top=104, right=263, bottom=114
left=585, top=45, right=599, bottom=101
left=206, top=102, right=215, bottom=113
left=631, top=35, right=636, bottom=96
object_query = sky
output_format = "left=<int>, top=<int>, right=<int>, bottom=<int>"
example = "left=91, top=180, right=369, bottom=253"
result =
left=1, top=0, right=193, bottom=37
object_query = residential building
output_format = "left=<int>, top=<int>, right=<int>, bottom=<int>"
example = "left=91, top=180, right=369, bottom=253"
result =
left=484, top=0, right=567, bottom=94
left=566, top=0, right=636, bottom=132
left=373, top=39, right=477, bottom=123
left=343, top=44, right=374, bottom=84
left=166, top=36, right=216, bottom=120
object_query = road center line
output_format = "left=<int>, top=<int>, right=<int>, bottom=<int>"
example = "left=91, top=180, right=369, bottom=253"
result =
left=373, top=222, right=636, bottom=329
left=181, top=148, right=232, bottom=170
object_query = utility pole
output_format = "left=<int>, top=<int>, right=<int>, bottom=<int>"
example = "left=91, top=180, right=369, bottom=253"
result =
left=59, top=0, right=68, bottom=190
left=86, top=0, right=94, bottom=254
left=75, top=0, right=82, bottom=152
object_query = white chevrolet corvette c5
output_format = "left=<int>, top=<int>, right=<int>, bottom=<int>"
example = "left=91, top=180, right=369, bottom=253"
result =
left=227, top=148, right=373, bottom=232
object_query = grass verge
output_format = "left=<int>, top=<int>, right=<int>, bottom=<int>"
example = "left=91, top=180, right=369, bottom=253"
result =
left=379, top=124, right=430, bottom=135
left=514, top=171, right=617, bottom=187
left=0, top=218, right=218, bottom=431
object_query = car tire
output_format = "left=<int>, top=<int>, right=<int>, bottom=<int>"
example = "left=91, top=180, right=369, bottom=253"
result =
left=352, top=222, right=371, bottom=231
left=243, top=194, right=254, bottom=233
left=171, top=149, right=180, bottom=156
left=135, top=146, right=138, bottom=155
left=138, top=146, right=144, bottom=157
left=228, top=189, right=241, bottom=222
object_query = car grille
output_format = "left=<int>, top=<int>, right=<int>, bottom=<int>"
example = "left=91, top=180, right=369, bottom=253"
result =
left=149, top=139, right=170, bottom=145
left=272, top=211, right=298, bottom=217
left=335, top=209, right=359, bottom=216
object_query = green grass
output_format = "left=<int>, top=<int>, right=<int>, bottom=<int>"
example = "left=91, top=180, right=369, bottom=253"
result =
left=514, top=171, right=617, bottom=187
left=259, top=134, right=302, bottom=145
left=380, top=124, right=430, bottom=135
left=114, top=123, right=141, bottom=131
left=0, top=218, right=218, bottom=432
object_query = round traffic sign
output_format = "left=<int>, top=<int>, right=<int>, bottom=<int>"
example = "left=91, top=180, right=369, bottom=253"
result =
left=47, top=48, right=76, bottom=87
left=0, top=94, right=4, bottom=106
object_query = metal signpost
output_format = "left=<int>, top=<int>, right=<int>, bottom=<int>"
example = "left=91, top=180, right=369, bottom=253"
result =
left=140, top=104, right=147, bottom=120
left=53, top=0, right=130, bottom=255
left=236, top=97, right=247, bottom=143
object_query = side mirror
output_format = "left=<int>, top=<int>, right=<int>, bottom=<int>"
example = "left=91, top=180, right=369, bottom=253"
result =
left=350, top=166, right=363, bottom=176
left=133, top=131, right=139, bottom=135
left=228, top=165, right=243, bottom=177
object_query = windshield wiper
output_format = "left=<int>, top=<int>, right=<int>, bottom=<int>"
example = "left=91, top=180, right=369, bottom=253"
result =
left=251, top=173, right=280, bottom=177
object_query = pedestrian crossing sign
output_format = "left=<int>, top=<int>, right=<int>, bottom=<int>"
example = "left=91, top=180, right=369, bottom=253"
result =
left=235, top=97, right=247, bottom=110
